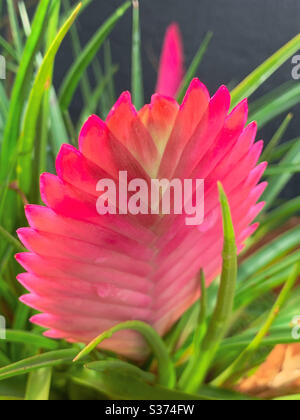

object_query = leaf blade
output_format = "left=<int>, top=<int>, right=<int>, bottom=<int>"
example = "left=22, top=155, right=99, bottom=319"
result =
left=17, top=2, right=82, bottom=195
left=231, top=33, right=300, bottom=107
left=59, top=1, right=131, bottom=111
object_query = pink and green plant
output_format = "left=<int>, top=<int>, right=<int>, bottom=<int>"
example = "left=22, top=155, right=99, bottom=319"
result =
left=0, top=0, right=299, bottom=400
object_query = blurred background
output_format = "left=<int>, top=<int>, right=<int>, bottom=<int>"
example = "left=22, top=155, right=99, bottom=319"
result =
left=57, top=1, right=300, bottom=131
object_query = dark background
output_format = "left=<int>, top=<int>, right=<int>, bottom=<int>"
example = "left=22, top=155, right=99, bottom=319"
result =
left=55, top=0, right=300, bottom=196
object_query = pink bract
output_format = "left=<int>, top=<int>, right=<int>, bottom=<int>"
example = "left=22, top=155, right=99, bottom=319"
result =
left=16, top=78, right=266, bottom=360
left=156, top=23, right=185, bottom=98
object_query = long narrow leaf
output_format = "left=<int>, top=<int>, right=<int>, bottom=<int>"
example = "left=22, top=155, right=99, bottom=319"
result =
left=239, top=225, right=300, bottom=283
left=254, top=197, right=300, bottom=242
left=131, top=0, right=144, bottom=109
left=249, top=82, right=300, bottom=129
left=0, top=349, right=77, bottom=381
left=0, top=34, right=19, bottom=60
left=177, top=31, right=213, bottom=103
left=212, top=264, right=299, bottom=386
left=74, top=363, right=252, bottom=400
left=62, top=0, right=91, bottom=105
left=260, top=113, right=293, bottom=163
left=262, top=138, right=300, bottom=211
left=5, top=330, right=59, bottom=350
left=269, top=137, right=300, bottom=162
left=264, top=164, right=300, bottom=176
left=0, top=0, right=51, bottom=180
left=37, top=0, right=61, bottom=185
left=231, top=33, right=300, bottom=107
left=104, top=40, right=116, bottom=104
left=7, top=0, right=22, bottom=56
left=17, top=3, right=82, bottom=195
left=0, top=224, right=25, bottom=252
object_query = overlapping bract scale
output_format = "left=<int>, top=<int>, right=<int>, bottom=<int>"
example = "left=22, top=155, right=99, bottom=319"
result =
left=17, top=79, right=266, bottom=359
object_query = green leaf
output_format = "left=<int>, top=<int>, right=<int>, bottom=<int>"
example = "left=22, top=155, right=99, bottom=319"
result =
left=0, top=83, right=9, bottom=119
left=220, top=325, right=300, bottom=354
left=91, top=59, right=111, bottom=118
left=0, top=224, right=25, bottom=252
left=7, top=0, right=23, bottom=57
left=260, top=113, right=293, bottom=163
left=181, top=183, right=238, bottom=392
left=131, top=0, right=144, bottom=109
left=264, top=163, right=300, bottom=176
left=249, top=82, right=300, bottom=129
left=269, top=137, right=300, bottom=163
left=5, top=330, right=59, bottom=351
left=0, top=0, right=51, bottom=180
left=11, top=304, right=31, bottom=358
left=15, top=0, right=69, bottom=159
left=86, top=360, right=156, bottom=384
left=262, top=138, right=300, bottom=211
left=17, top=1, right=32, bottom=37
left=238, top=224, right=300, bottom=283
left=274, top=395, right=300, bottom=401
left=212, top=264, right=299, bottom=386
left=78, top=64, right=118, bottom=125
left=165, top=302, right=199, bottom=356
left=253, top=197, right=300, bottom=243
left=37, top=0, right=61, bottom=185
left=178, top=271, right=207, bottom=390
left=177, top=31, right=213, bottom=103
left=231, top=32, right=300, bottom=107
left=0, top=349, right=77, bottom=381
left=0, top=34, right=19, bottom=60
left=0, top=351, right=10, bottom=366
left=104, top=40, right=116, bottom=105
left=49, top=89, right=70, bottom=155
left=62, top=0, right=92, bottom=106
left=59, top=1, right=131, bottom=111
left=25, top=368, right=52, bottom=400
left=73, top=320, right=176, bottom=389
left=17, top=2, right=82, bottom=195
left=73, top=364, right=253, bottom=400
left=214, top=319, right=300, bottom=378
left=235, top=251, right=300, bottom=309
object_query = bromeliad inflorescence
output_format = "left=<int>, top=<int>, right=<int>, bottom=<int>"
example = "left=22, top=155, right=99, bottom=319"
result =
left=16, top=24, right=266, bottom=360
